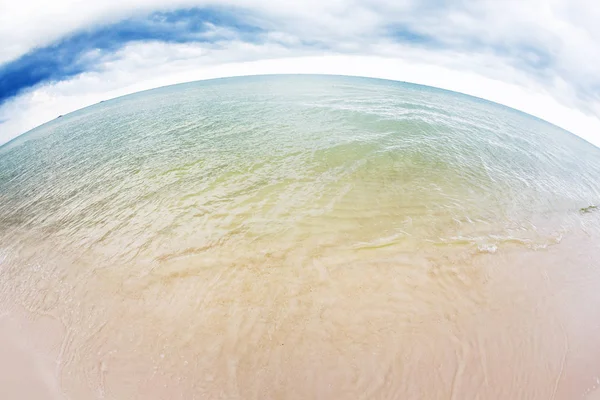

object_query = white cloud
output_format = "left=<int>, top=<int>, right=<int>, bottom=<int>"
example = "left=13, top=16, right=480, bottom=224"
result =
left=0, top=0, right=378, bottom=63
left=1, top=0, right=600, bottom=147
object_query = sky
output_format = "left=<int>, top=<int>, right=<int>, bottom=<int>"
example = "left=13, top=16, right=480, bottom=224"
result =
left=1, top=0, right=600, bottom=147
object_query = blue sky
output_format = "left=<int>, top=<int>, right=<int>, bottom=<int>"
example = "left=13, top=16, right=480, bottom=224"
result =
left=0, top=7, right=265, bottom=105
left=1, top=0, right=600, bottom=147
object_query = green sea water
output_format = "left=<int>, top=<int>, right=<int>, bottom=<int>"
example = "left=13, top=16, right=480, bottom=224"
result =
left=1, top=75, right=600, bottom=399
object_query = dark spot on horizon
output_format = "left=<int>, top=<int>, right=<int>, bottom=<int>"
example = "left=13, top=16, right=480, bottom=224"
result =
left=580, top=205, right=599, bottom=214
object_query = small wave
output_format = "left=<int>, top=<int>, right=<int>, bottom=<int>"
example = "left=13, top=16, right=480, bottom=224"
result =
left=352, top=231, right=410, bottom=250
left=477, top=243, right=498, bottom=254
left=431, top=231, right=564, bottom=253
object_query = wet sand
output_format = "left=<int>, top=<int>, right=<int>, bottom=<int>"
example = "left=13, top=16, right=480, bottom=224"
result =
left=2, top=231, right=600, bottom=399
left=0, top=308, right=64, bottom=400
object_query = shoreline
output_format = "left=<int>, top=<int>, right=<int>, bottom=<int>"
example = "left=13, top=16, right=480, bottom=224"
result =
left=3, top=235, right=600, bottom=399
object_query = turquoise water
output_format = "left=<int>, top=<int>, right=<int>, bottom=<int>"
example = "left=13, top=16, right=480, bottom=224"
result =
left=1, top=75, right=600, bottom=399
left=1, top=76, right=598, bottom=259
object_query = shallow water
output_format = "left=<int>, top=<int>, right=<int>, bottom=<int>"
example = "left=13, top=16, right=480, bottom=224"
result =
left=1, top=75, right=600, bottom=399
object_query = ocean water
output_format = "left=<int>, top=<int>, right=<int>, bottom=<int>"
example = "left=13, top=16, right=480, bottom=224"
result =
left=1, top=75, right=600, bottom=399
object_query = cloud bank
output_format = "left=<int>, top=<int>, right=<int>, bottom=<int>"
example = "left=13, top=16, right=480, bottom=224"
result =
left=1, top=0, right=600, bottom=146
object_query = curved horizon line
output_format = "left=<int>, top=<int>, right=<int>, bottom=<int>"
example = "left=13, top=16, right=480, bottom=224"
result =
left=3, top=72, right=597, bottom=153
